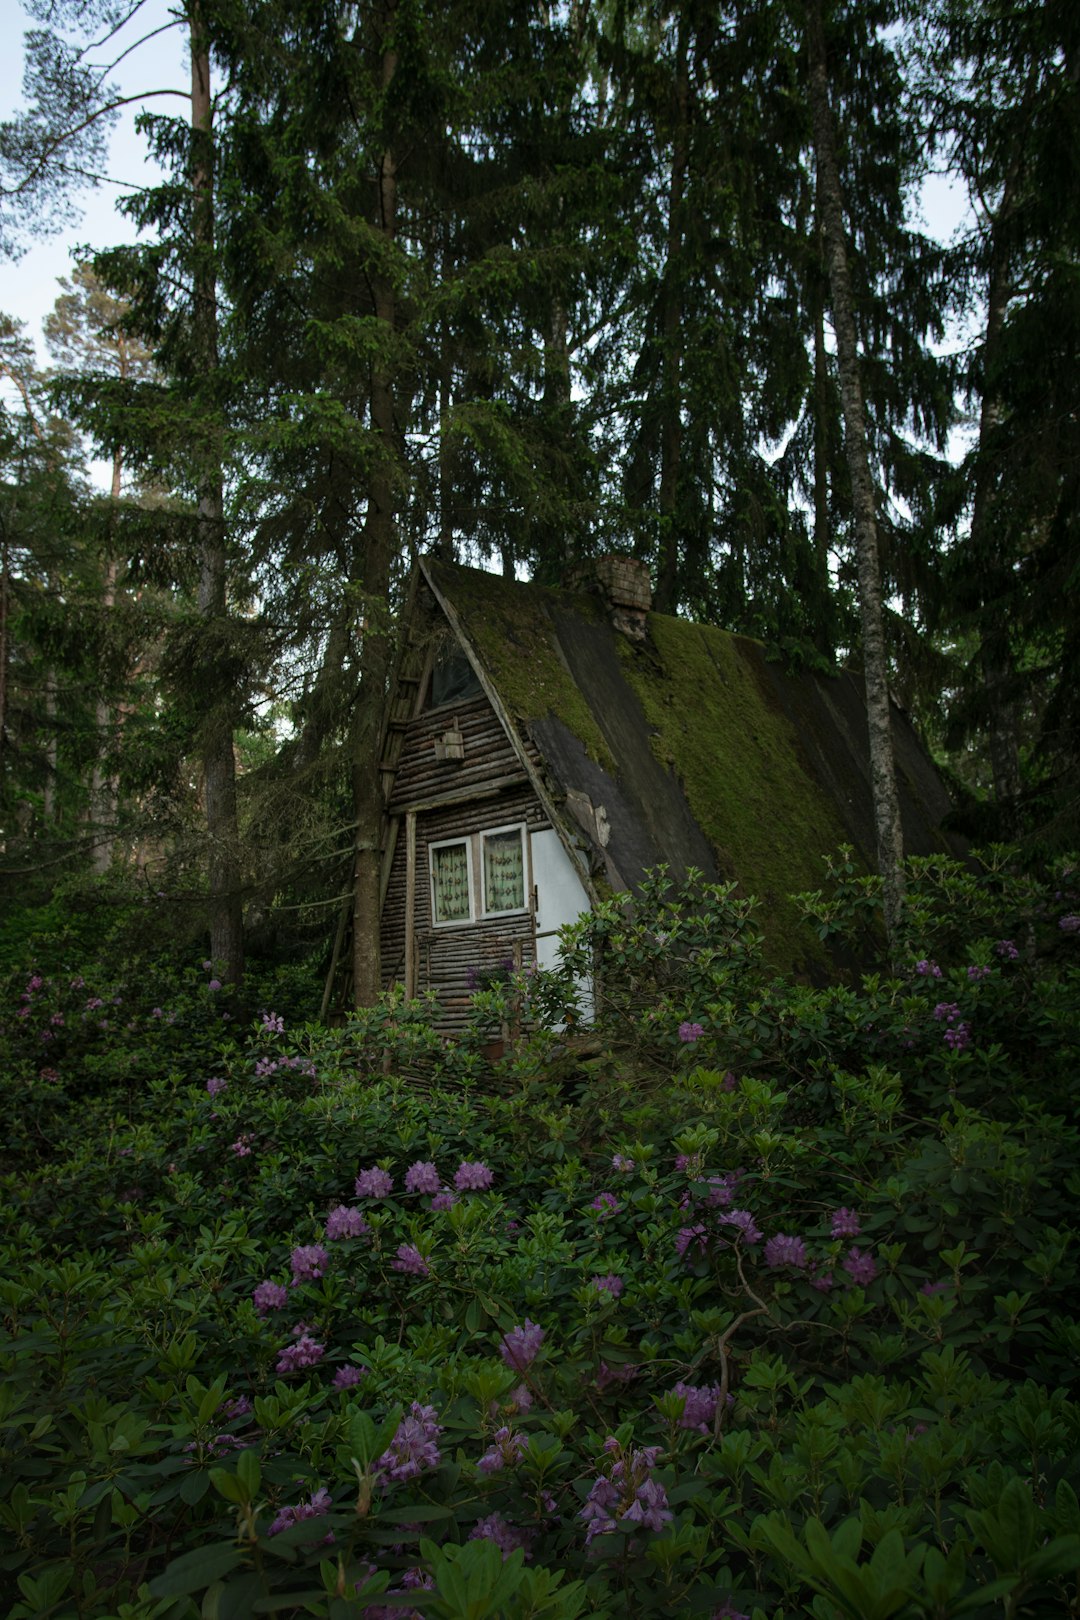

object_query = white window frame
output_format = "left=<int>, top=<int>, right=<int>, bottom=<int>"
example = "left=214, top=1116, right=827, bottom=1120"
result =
left=429, top=835, right=476, bottom=928
left=480, top=822, right=529, bottom=919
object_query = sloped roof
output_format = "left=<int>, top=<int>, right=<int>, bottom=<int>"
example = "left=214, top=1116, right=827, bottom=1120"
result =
left=421, top=557, right=959, bottom=972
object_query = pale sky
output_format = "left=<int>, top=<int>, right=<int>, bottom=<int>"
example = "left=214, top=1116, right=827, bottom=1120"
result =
left=0, top=0, right=186, bottom=361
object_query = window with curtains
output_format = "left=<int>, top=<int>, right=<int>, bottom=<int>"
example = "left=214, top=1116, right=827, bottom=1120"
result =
left=428, top=824, right=529, bottom=927
left=430, top=838, right=473, bottom=925
left=482, top=825, right=526, bottom=915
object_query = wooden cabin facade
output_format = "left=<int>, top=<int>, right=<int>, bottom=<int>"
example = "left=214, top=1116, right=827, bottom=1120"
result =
left=374, top=556, right=962, bottom=1030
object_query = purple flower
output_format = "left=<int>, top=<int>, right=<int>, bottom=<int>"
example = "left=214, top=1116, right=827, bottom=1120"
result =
left=230, top=1134, right=254, bottom=1157
left=454, top=1161, right=494, bottom=1192
left=671, top=1381, right=722, bottom=1434
left=914, top=959, right=942, bottom=978
left=208, top=979, right=222, bottom=993
left=404, top=1161, right=440, bottom=1195
left=291, top=1244, right=330, bottom=1284
left=267, top=1487, right=333, bottom=1539
left=717, top=1209, right=763, bottom=1245
left=943, top=1021, right=972, bottom=1051
left=580, top=1440, right=672, bottom=1543
left=333, top=1364, right=368, bottom=1389
left=711, top=1604, right=750, bottom=1620
left=253, top=1280, right=288, bottom=1314
left=355, top=1166, right=394, bottom=1198
left=430, top=1191, right=458, bottom=1211
left=675, top=1152, right=703, bottom=1174
left=611, top=1154, right=636, bottom=1173
left=842, top=1247, right=877, bottom=1287
left=392, top=1244, right=430, bottom=1277
left=933, top=1001, right=962, bottom=1023
left=995, top=939, right=1020, bottom=961
left=591, top=1191, right=620, bottom=1217
left=678, top=1021, right=705, bottom=1043
left=764, top=1233, right=808, bottom=1270
left=499, top=1320, right=544, bottom=1371
left=222, top=1394, right=253, bottom=1421
left=830, top=1207, right=861, bottom=1238
left=811, top=1269, right=834, bottom=1292
left=325, top=1205, right=371, bottom=1242
left=967, top=964, right=992, bottom=980
left=1059, top=914, right=1080, bottom=934
left=920, top=1279, right=950, bottom=1297
left=675, top=1223, right=708, bottom=1260
left=276, top=1333, right=325, bottom=1374
left=375, top=1403, right=442, bottom=1484
left=262, top=1011, right=285, bottom=1033
left=705, top=1174, right=736, bottom=1207
left=477, top=1426, right=528, bottom=1474
left=469, top=1512, right=530, bottom=1560
left=206, top=1076, right=227, bottom=1097
left=592, top=1273, right=624, bottom=1298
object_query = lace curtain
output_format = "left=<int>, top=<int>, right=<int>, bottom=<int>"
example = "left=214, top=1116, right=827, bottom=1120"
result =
left=483, top=829, right=524, bottom=913
left=432, top=842, right=470, bottom=923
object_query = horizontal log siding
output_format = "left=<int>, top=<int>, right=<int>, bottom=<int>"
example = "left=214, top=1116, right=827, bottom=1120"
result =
left=381, top=784, right=549, bottom=1032
left=389, top=693, right=538, bottom=812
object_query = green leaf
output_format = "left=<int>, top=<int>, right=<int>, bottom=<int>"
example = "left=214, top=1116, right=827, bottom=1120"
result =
left=147, top=1544, right=246, bottom=1598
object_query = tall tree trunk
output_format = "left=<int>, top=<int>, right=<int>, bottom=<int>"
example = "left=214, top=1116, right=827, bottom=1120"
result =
left=191, top=3, right=243, bottom=983
left=89, top=450, right=122, bottom=874
left=653, top=15, right=689, bottom=616
left=806, top=0, right=905, bottom=954
left=973, top=187, right=1022, bottom=825
left=351, top=4, right=399, bottom=1007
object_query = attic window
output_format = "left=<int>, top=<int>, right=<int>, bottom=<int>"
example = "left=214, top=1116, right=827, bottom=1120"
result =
left=429, top=646, right=481, bottom=708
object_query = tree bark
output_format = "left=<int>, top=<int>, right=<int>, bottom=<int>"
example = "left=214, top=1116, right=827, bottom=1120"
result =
left=972, top=186, right=1022, bottom=825
left=806, top=0, right=905, bottom=954
left=190, top=3, right=243, bottom=984
left=351, top=3, right=400, bottom=1007
left=653, top=14, right=689, bottom=616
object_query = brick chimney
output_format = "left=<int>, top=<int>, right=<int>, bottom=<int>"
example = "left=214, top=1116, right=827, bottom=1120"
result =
left=591, top=553, right=652, bottom=642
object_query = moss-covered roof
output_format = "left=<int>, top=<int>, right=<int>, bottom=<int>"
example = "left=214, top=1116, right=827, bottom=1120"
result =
left=420, top=558, right=958, bottom=974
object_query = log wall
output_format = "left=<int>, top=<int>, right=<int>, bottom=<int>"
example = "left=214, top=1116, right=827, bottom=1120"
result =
left=388, top=693, right=539, bottom=812
left=381, top=687, right=553, bottom=1031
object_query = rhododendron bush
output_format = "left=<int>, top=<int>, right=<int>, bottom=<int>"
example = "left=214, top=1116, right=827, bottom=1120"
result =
left=1, top=855, right=1079, bottom=1618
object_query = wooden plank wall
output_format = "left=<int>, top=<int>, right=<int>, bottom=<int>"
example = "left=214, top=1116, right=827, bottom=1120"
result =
left=388, top=693, right=539, bottom=812
left=381, top=783, right=550, bottom=1031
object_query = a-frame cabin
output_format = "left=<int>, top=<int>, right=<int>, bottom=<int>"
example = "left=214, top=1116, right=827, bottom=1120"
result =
left=369, top=555, right=960, bottom=1030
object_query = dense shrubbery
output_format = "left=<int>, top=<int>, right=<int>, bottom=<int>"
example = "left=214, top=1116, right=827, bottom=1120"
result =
left=1, top=854, right=1079, bottom=1618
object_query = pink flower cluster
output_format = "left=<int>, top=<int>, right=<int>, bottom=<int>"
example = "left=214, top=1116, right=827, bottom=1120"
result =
left=325, top=1205, right=371, bottom=1241
left=267, top=1487, right=332, bottom=1539
left=499, top=1320, right=544, bottom=1371
left=404, top=1161, right=441, bottom=1195
left=671, top=1381, right=723, bottom=1434
left=375, top=1403, right=442, bottom=1484
left=477, top=1426, right=528, bottom=1474
left=276, top=1333, right=325, bottom=1374
left=469, top=1512, right=530, bottom=1560
left=580, top=1438, right=673, bottom=1544
left=290, top=1244, right=329, bottom=1284
left=253, top=1279, right=287, bottom=1314
left=392, top=1244, right=429, bottom=1277
left=454, top=1161, right=494, bottom=1191
left=355, top=1166, right=394, bottom=1198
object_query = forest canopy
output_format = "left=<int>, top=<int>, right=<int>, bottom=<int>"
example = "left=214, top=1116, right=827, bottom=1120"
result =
left=1, top=0, right=1078, bottom=987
